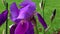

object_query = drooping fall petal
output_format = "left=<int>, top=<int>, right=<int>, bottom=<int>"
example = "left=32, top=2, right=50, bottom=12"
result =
left=14, top=20, right=29, bottom=34
left=0, top=10, right=8, bottom=26
left=25, top=22, right=34, bottom=34
left=14, top=19, right=21, bottom=24
left=10, top=24, right=17, bottom=34
left=10, top=2, right=19, bottom=21
left=36, top=13, right=47, bottom=29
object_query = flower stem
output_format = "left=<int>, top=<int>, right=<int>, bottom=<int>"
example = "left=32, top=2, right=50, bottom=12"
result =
left=42, top=0, right=46, bottom=19
left=3, top=0, right=8, bottom=34
left=34, top=22, right=39, bottom=34
left=32, top=17, right=39, bottom=34
left=5, top=2, right=8, bottom=34
left=32, top=16, right=39, bottom=34
left=42, top=0, right=46, bottom=34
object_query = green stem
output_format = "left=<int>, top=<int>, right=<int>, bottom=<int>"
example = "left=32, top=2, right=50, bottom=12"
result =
left=43, top=8, right=44, bottom=19
left=6, top=16, right=8, bottom=34
left=34, top=24, right=39, bottom=34
left=42, top=0, right=46, bottom=19
left=5, top=2, right=8, bottom=34
left=32, top=16, right=39, bottom=34
left=36, top=24, right=39, bottom=34
left=42, top=0, right=46, bottom=34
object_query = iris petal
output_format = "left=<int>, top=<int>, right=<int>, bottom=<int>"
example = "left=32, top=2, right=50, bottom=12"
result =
left=10, top=24, right=17, bottom=34
left=25, top=22, right=34, bottom=34
left=10, top=2, right=19, bottom=22
left=23, top=0, right=32, bottom=2
left=20, top=0, right=36, bottom=8
left=17, top=5, right=30, bottom=19
left=17, top=4, right=36, bottom=19
left=0, top=10, right=8, bottom=26
left=14, top=19, right=21, bottom=24
left=36, top=13, right=47, bottom=29
left=15, top=20, right=29, bottom=34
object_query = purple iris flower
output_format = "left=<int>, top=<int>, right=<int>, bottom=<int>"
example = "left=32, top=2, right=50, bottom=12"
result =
left=0, top=10, right=8, bottom=26
left=10, top=0, right=47, bottom=34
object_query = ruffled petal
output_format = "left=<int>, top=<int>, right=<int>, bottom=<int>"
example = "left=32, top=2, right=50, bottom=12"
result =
left=36, top=13, right=47, bottom=29
left=23, top=0, right=32, bottom=2
left=17, top=5, right=30, bottom=19
left=17, top=4, right=36, bottom=20
left=25, top=22, right=34, bottom=34
left=10, top=24, right=17, bottom=34
left=20, top=0, right=36, bottom=8
left=14, top=20, right=29, bottom=34
left=0, top=10, right=8, bottom=26
left=10, top=2, right=19, bottom=21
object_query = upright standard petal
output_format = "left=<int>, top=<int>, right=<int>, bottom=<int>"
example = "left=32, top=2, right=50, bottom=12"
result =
left=0, top=10, right=8, bottom=26
left=23, top=0, right=32, bottom=2
left=10, top=2, right=19, bottom=21
left=25, top=22, right=34, bottom=34
left=15, top=20, right=29, bottom=34
left=10, top=24, right=17, bottom=34
left=17, top=4, right=36, bottom=20
left=20, top=0, right=36, bottom=8
left=36, top=13, right=47, bottom=29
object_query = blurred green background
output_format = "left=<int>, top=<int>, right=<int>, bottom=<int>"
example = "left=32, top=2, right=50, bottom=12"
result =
left=0, top=0, right=60, bottom=34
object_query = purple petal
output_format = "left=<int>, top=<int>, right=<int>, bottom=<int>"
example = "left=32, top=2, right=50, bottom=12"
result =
left=19, top=0, right=36, bottom=20
left=23, top=0, right=32, bottom=2
left=36, top=13, right=47, bottom=29
left=17, top=4, right=36, bottom=19
left=14, top=19, right=21, bottom=24
left=25, top=22, right=34, bottom=34
left=14, top=20, right=29, bottom=34
left=20, top=0, right=36, bottom=8
left=10, top=24, right=17, bottom=34
left=25, top=29, right=34, bottom=34
left=0, top=10, right=8, bottom=26
left=20, top=1, right=30, bottom=7
left=10, top=2, right=19, bottom=22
